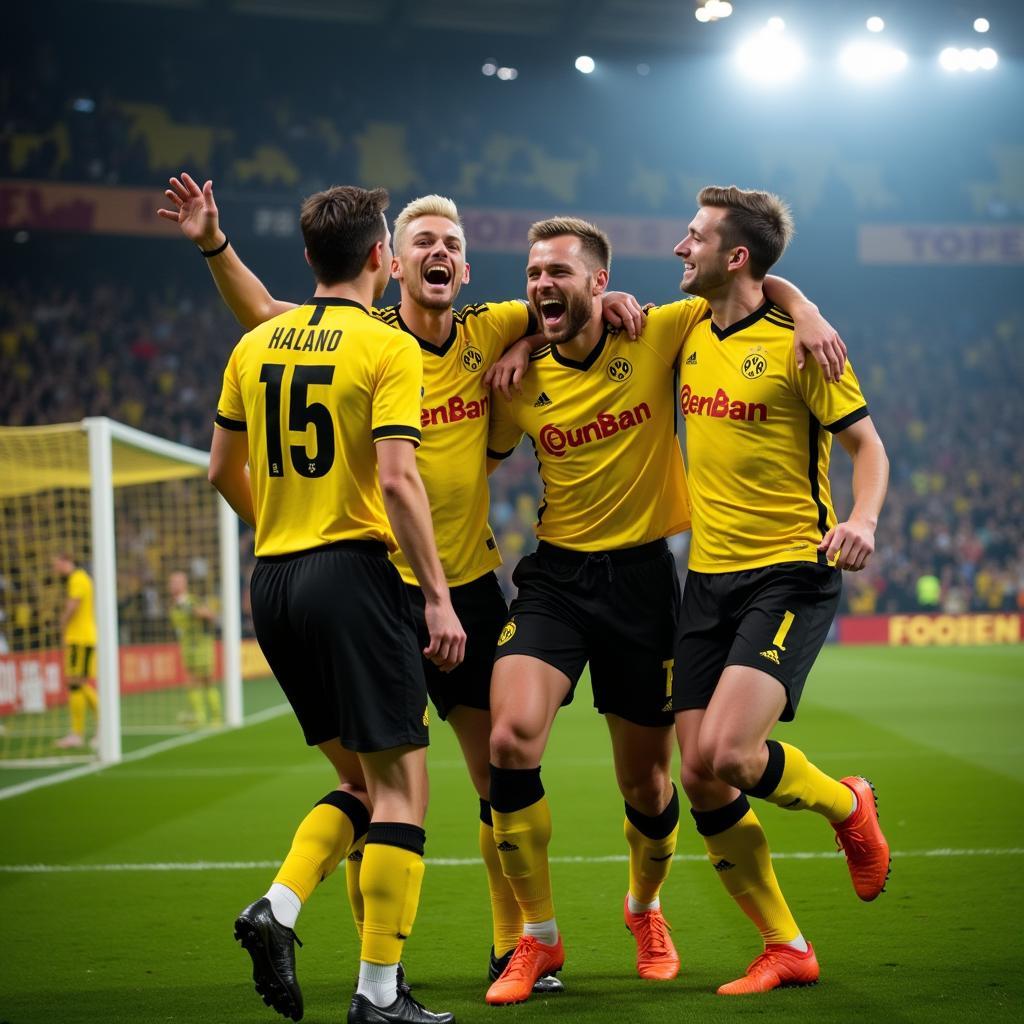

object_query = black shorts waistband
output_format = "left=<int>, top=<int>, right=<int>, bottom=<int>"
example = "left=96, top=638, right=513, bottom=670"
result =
left=536, top=538, right=668, bottom=567
left=257, top=539, right=389, bottom=564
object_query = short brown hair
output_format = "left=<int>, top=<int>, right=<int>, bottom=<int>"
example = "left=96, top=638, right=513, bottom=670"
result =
left=697, top=185, right=794, bottom=278
left=528, top=216, right=612, bottom=273
left=300, top=185, right=390, bottom=285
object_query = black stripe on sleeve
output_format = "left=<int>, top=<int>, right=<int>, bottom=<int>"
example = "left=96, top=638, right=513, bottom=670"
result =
left=826, top=405, right=869, bottom=434
left=520, top=299, right=538, bottom=337
left=487, top=447, right=516, bottom=461
left=372, top=425, right=421, bottom=445
left=215, top=413, right=247, bottom=431
left=807, top=412, right=829, bottom=537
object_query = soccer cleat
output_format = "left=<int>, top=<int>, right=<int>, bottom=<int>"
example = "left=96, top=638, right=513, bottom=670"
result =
left=488, top=946, right=565, bottom=993
left=485, top=935, right=565, bottom=1006
left=832, top=776, right=891, bottom=901
left=347, top=991, right=454, bottom=1024
left=717, top=942, right=820, bottom=995
left=234, top=897, right=304, bottom=1021
left=55, top=733, right=84, bottom=749
left=623, top=895, right=680, bottom=980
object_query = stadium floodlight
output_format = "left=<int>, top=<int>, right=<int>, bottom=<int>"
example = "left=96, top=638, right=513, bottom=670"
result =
left=866, top=16, right=885, bottom=33
left=695, top=5, right=711, bottom=21
left=839, top=40, right=908, bottom=81
left=978, top=47, right=998, bottom=70
left=974, top=18, right=990, bottom=33
left=736, top=22, right=805, bottom=83
left=701, top=0, right=733, bottom=18
left=496, top=66, right=518, bottom=80
left=960, top=47, right=982, bottom=71
left=481, top=62, right=497, bottom=76
left=766, top=16, right=785, bottom=33
left=575, top=55, right=595, bottom=74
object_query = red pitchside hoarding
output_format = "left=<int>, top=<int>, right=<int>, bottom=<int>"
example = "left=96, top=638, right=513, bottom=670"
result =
left=838, top=613, right=1023, bottom=646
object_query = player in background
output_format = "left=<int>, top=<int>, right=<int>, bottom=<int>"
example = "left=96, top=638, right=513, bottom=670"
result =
left=158, top=170, right=643, bottom=994
left=52, top=554, right=98, bottom=749
left=167, top=570, right=221, bottom=726
left=482, top=217, right=845, bottom=1004
left=672, top=185, right=890, bottom=994
left=209, top=183, right=464, bottom=1024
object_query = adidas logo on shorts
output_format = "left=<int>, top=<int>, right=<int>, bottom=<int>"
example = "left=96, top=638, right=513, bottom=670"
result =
left=713, top=858, right=736, bottom=872
left=496, top=840, right=520, bottom=852
left=760, top=648, right=780, bottom=665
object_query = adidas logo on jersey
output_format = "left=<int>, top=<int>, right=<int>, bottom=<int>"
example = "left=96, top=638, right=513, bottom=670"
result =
left=685, top=351, right=697, bottom=365
left=760, top=649, right=780, bottom=665
left=534, top=392, right=553, bottom=408
left=496, top=840, right=520, bottom=852
left=713, top=858, right=736, bottom=873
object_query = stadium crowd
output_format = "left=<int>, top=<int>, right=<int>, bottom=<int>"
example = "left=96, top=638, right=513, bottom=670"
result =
left=2, top=279, right=1021, bottom=621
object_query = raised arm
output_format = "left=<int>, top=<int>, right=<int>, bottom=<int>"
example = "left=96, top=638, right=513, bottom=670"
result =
left=158, top=172, right=296, bottom=329
left=763, top=275, right=847, bottom=382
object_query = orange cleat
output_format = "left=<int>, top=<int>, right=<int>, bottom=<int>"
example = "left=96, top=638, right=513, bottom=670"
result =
left=717, top=942, right=819, bottom=995
left=485, top=934, right=564, bottom=1006
left=832, top=776, right=891, bottom=901
left=623, top=895, right=680, bottom=980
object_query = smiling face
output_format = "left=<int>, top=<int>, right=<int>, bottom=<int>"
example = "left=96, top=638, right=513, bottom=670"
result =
left=526, top=234, right=607, bottom=345
left=673, top=205, right=735, bottom=298
left=392, top=215, right=469, bottom=311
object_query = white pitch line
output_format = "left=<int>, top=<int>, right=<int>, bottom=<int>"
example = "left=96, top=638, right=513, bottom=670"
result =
left=2, top=847, right=1022, bottom=874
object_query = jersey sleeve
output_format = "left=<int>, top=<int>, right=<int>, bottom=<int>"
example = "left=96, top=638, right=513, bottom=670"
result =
left=372, top=331, right=423, bottom=446
left=792, top=354, right=870, bottom=432
left=486, top=394, right=524, bottom=460
left=215, top=342, right=247, bottom=431
left=67, top=571, right=89, bottom=602
left=474, top=300, right=534, bottom=366
left=641, top=298, right=709, bottom=366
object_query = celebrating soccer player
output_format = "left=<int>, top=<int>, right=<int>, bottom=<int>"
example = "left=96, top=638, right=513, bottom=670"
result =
left=671, top=186, right=891, bottom=994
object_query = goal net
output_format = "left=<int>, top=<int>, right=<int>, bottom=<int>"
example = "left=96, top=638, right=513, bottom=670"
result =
left=0, top=418, right=242, bottom=766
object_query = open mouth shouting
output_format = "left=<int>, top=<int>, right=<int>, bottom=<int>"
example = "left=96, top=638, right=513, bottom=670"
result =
left=538, top=294, right=567, bottom=331
left=423, top=263, right=452, bottom=289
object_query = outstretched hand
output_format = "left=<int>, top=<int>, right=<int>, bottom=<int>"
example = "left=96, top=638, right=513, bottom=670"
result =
left=157, top=172, right=223, bottom=250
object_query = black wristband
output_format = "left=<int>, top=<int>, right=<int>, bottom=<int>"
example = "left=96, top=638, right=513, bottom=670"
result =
left=200, top=236, right=229, bottom=258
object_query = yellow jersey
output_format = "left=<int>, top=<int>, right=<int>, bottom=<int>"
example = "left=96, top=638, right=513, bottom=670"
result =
left=375, top=300, right=530, bottom=586
left=216, top=297, right=423, bottom=558
left=64, top=567, right=97, bottom=646
left=487, top=299, right=708, bottom=551
left=678, top=300, right=869, bottom=572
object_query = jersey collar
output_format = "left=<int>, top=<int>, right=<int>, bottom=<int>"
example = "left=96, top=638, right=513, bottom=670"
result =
left=708, top=298, right=773, bottom=341
left=549, top=325, right=609, bottom=371
left=304, top=296, right=368, bottom=313
left=394, top=305, right=459, bottom=357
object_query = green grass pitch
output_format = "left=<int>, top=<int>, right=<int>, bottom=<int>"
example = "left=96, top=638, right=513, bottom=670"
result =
left=1, top=645, right=1022, bottom=1023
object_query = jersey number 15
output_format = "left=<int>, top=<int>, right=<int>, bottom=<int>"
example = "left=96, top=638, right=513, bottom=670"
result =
left=259, top=363, right=336, bottom=479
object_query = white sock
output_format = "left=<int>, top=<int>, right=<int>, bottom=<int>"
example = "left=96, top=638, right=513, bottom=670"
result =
left=523, top=918, right=558, bottom=946
left=264, top=882, right=301, bottom=930
left=785, top=933, right=809, bottom=953
left=357, top=961, right=398, bottom=1007
left=842, top=791, right=859, bottom=821
left=628, top=892, right=660, bottom=914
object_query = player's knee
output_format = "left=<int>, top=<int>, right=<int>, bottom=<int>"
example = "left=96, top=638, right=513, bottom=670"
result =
left=680, top=757, right=718, bottom=803
left=618, top=765, right=672, bottom=816
left=337, top=781, right=370, bottom=809
left=489, top=720, right=535, bottom=768
left=708, top=742, right=762, bottom=791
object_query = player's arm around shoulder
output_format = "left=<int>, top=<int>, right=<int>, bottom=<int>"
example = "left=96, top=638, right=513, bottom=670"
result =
left=763, top=275, right=848, bottom=383
left=639, top=296, right=710, bottom=367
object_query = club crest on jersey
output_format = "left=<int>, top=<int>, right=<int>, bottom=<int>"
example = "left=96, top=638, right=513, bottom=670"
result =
left=462, top=345, right=484, bottom=372
left=498, top=620, right=517, bottom=646
left=608, top=357, right=633, bottom=382
left=741, top=348, right=767, bottom=379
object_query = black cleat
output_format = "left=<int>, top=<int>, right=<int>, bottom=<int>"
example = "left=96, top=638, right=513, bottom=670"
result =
left=234, top=897, right=304, bottom=1021
left=347, top=991, right=454, bottom=1023
left=488, top=945, right=565, bottom=993
left=396, top=962, right=411, bottom=997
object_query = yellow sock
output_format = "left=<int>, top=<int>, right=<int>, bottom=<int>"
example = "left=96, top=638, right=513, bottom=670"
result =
left=491, top=796, right=555, bottom=923
left=206, top=686, right=222, bottom=722
left=359, top=825, right=426, bottom=965
left=273, top=791, right=369, bottom=903
left=480, top=803, right=523, bottom=957
left=82, top=682, right=98, bottom=713
left=346, top=836, right=366, bottom=940
left=694, top=797, right=799, bottom=945
left=188, top=688, right=208, bottom=725
left=751, top=740, right=855, bottom=823
left=624, top=785, right=680, bottom=904
left=68, top=687, right=86, bottom=736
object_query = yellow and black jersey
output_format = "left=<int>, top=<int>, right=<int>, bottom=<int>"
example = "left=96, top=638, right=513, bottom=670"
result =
left=374, top=300, right=531, bottom=586
left=215, top=297, right=423, bottom=558
left=678, top=300, right=869, bottom=573
left=64, top=568, right=96, bottom=646
left=487, top=298, right=708, bottom=551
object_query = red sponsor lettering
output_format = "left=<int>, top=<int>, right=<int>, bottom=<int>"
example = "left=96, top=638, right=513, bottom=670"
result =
left=421, top=394, right=489, bottom=428
left=539, top=403, right=652, bottom=458
left=679, top=384, right=767, bottom=422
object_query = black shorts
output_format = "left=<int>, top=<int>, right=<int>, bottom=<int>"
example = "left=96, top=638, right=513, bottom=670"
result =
left=673, top=561, right=842, bottom=722
left=250, top=540, right=428, bottom=753
left=64, top=644, right=94, bottom=681
left=495, top=539, right=679, bottom=727
left=405, top=571, right=508, bottom=720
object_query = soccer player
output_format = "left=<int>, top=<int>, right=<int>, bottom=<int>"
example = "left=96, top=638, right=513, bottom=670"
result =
left=671, top=185, right=891, bottom=994
left=209, top=183, right=465, bottom=1024
left=52, top=553, right=98, bottom=749
left=482, top=217, right=844, bottom=1004
left=167, top=570, right=221, bottom=726
left=158, top=170, right=642, bottom=994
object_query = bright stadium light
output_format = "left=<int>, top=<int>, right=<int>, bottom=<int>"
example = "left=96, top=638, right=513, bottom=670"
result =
left=839, top=40, right=908, bottom=81
left=979, top=47, right=998, bottom=70
left=766, top=16, right=785, bottom=33
left=939, top=46, right=962, bottom=71
left=974, top=18, right=990, bottom=33
left=736, top=22, right=805, bottom=83
left=705, top=0, right=733, bottom=18
left=496, top=66, right=518, bottom=81
left=575, top=55, right=595, bottom=74
left=866, top=16, right=885, bottom=33
left=695, top=6, right=711, bottom=22
left=481, top=62, right=497, bottom=76
left=961, top=47, right=982, bottom=71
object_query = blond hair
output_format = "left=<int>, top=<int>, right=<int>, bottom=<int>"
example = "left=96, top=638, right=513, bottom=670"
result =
left=697, top=185, right=794, bottom=279
left=394, top=194, right=465, bottom=253
left=528, top=216, right=612, bottom=272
